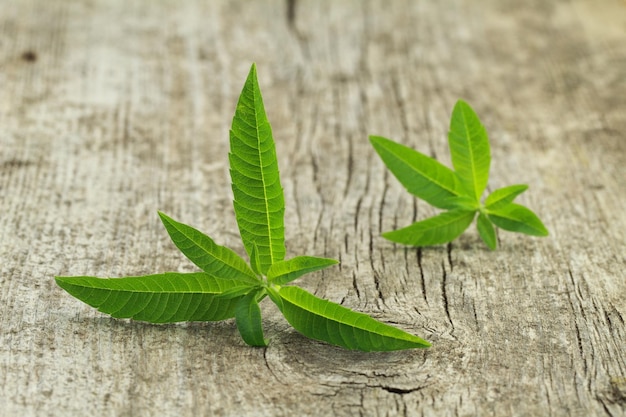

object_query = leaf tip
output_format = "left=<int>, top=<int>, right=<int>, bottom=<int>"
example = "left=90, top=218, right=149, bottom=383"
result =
left=380, top=229, right=409, bottom=245
left=247, top=62, right=258, bottom=83
left=368, top=135, right=386, bottom=147
left=536, top=218, right=549, bottom=237
left=454, top=99, right=477, bottom=115
left=54, top=276, right=75, bottom=292
left=452, top=99, right=481, bottom=124
left=369, top=135, right=391, bottom=158
left=157, top=211, right=177, bottom=231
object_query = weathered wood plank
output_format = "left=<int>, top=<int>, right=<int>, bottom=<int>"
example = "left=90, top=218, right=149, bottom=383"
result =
left=1, top=0, right=625, bottom=416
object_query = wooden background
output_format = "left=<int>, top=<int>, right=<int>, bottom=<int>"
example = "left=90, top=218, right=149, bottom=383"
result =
left=1, top=1, right=625, bottom=416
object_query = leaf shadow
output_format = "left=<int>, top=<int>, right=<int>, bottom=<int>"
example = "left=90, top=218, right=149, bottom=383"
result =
left=79, top=315, right=241, bottom=342
left=269, top=325, right=430, bottom=365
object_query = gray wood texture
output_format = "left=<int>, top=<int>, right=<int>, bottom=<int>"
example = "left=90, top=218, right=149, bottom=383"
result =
left=1, top=1, right=625, bottom=416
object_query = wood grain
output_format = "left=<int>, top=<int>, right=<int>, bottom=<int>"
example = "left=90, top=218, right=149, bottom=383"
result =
left=1, top=0, right=624, bottom=416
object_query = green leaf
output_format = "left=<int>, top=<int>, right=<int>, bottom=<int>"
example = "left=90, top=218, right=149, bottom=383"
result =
left=230, top=63, right=285, bottom=274
left=250, top=242, right=262, bottom=276
left=158, top=211, right=259, bottom=285
left=267, top=256, right=338, bottom=286
left=477, top=212, right=497, bottom=250
left=55, top=273, right=255, bottom=323
left=488, top=203, right=549, bottom=237
left=216, top=285, right=258, bottom=300
left=448, top=100, right=491, bottom=201
left=441, top=195, right=480, bottom=211
left=235, top=290, right=268, bottom=347
left=270, top=286, right=430, bottom=351
left=485, top=184, right=528, bottom=210
left=382, top=210, right=476, bottom=246
left=370, top=135, right=464, bottom=210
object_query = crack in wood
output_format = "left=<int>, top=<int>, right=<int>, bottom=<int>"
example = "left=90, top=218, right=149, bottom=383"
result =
left=446, top=242, right=454, bottom=272
left=351, top=270, right=361, bottom=299
left=285, top=0, right=296, bottom=27
left=378, top=170, right=389, bottom=235
left=354, top=196, right=362, bottom=233
left=373, top=270, right=385, bottom=306
left=390, top=71, right=409, bottom=141
left=344, top=134, right=354, bottom=199
left=567, top=267, right=587, bottom=375
left=262, top=348, right=284, bottom=385
left=417, top=248, right=428, bottom=305
left=441, top=260, right=453, bottom=329
left=377, top=385, right=425, bottom=395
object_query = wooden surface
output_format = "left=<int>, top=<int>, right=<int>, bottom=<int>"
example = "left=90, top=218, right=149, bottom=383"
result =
left=1, top=1, right=625, bottom=416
